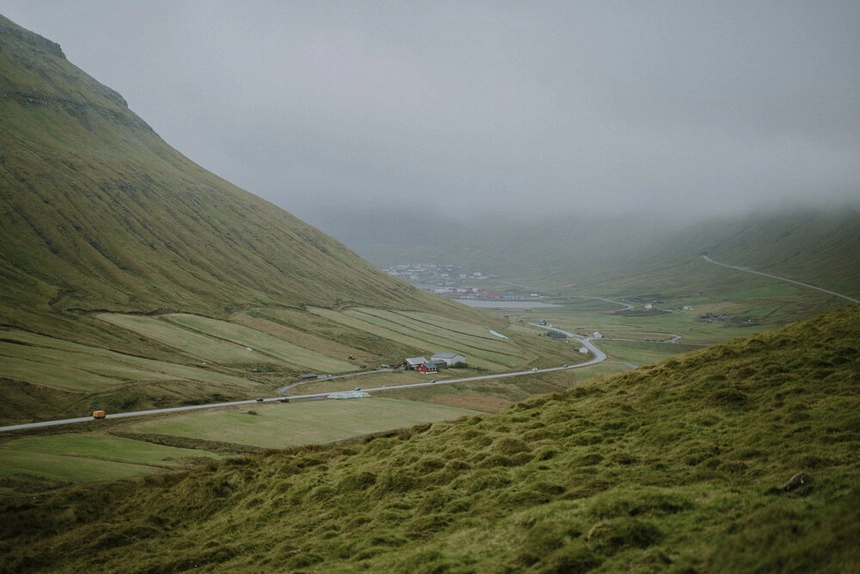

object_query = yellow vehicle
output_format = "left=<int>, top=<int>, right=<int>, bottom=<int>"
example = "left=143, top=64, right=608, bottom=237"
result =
left=92, top=410, right=106, bottom=419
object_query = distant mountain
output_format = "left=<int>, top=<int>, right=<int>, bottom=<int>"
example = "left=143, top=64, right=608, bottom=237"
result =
left=0, top=14, right=467, bottom=338
left=317, top=205, right=860, bottom=317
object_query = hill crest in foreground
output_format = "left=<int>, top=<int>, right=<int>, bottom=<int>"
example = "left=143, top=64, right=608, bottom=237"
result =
left=2, top=304, right=857, bottom=572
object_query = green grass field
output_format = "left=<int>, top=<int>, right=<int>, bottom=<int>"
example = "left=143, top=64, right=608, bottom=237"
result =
left=97, top=314, right=286, bottom=367
left=0, top=434, right=224, bottom=484
left=311, top=307, right=535, bottom=369
left=0, top=399, right=478, bottom=486
left=0, top=280, right=845, bottom=496
left=164, top=314, right=357, bottom=372
left=0, top=328, right=254, bottom=393
left=597, top=340, right=703, bottom=367
left=125, top=398, right=478, bottom=449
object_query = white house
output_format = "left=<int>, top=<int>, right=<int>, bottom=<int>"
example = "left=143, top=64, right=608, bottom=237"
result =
left=431, top=352, right=466, bottom=366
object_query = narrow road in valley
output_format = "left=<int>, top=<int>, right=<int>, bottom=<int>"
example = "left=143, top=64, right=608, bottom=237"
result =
left=0, top=330, right=609, bottom=433
left=533, top=324, right=607, bottom=364
left=702, top=255, right=858, bottom=303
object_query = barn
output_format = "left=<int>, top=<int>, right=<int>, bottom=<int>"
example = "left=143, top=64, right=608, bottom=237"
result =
left=431, top=352, right=466, bottom=366
left=415, top=362, right=438, bottom=374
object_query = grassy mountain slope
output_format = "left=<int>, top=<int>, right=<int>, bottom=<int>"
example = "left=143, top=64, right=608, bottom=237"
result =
left=2, top=304, right=857, bottom=572
left=1, top=15, right=525, bottom=422
left=0, top=14, right=474, bottom=332
left=692, top=207, right=860, bottom=296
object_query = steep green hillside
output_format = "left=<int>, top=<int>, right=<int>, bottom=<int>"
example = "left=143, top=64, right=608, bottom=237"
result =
left=0, top=15, right=523, bottom=422
left=688, top=207, right=860, bottom=296
left=2, top=305, right=857, bottom=572
left=0, top=14, right=476, bottom=334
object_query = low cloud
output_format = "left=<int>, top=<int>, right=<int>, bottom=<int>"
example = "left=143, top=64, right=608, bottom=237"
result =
left=3, top=0, right=859, bottom=222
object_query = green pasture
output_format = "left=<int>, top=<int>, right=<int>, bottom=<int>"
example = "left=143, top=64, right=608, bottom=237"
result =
left=164, top=314, right=355, bottom=372
left=97, top=313, right=285, bottom=367
left=504, top=302, right=771, bottom=346
left=0, top=397, right=477, bottom=486
left=101, top=311, right=360, bottom=373
left=551, top=297, right=630, bottom=313
left=705, top=281, right=800, bottom=302
left=243, top=307, right=426, bottom=365
left=0, top=434, right=224, bottom=484
left=309, top=307, right=459, bottom=356
left=350, top=308, right=527, bottom=366
left=311, top=307, right=532, bottom=369
left=366, top=309, right=506, bottom=340
left=126, top=398, right=479, bottom=449
left=232, top=312, right=371, bottom=362
left=0, top=329, right=253, bottom=393
left=597, top=340, right=702, bottom=367
left=0, top=345, right=140, bottom=392
left=572, top=362, right=634, bottom=381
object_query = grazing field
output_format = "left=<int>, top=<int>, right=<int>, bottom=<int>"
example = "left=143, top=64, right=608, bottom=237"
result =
left=103, top=311, right=359, bottom=373
left=2, top=303, right=572, bottom=426
left=597, top=340, right=702, bottom=367
left=231, top=311, right=378, bottom=364
left=124, top=398, right=479, bottom=449
left=0, top=434, right=224, bottom=484
left=0, top=399, right=478, bottom=486
left=311, top=307, right=537, bottom=369
left=164, top=314, right=356, bottom=372
left=97, top=314, right=286, bottom=367
left=499, top=297, right=775, bottom=352
left=349, top=311, right=527, bottom=368
left=0, top=329, right=253, bottom=393
left=570, top=362, right=635, bottom=380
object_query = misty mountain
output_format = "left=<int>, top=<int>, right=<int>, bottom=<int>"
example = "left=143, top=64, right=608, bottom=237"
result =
left=311, top=204, right=860, bottom=304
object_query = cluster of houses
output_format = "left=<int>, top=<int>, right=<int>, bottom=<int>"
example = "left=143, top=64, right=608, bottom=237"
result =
left=398, top=352, right=466, bottom=374
left=434, top=287, right=523, bottom=300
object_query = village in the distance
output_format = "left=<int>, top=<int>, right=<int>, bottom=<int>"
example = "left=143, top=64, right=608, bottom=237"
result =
left=384, top=262, right=535, bottom=301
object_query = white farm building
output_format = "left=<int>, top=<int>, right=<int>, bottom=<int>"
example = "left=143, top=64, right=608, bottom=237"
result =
left=431, top=352, right=466, bottom=366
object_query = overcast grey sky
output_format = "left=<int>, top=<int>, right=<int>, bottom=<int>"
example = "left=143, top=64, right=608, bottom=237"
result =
left=2, top=1, right=859, bottom=224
